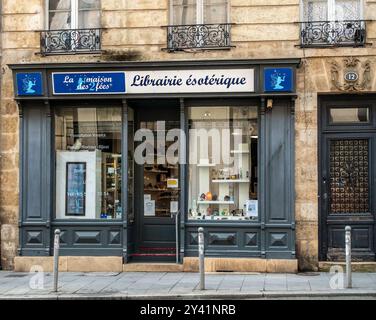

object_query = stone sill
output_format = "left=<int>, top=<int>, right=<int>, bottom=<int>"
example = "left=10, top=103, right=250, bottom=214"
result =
left=14, top=256, right=298, bottom=273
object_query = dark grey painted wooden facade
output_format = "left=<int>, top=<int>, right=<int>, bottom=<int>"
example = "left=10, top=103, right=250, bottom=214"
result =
left=184, top=98, right=296, bottom=259
left=11, top=60, right=299, bottom=261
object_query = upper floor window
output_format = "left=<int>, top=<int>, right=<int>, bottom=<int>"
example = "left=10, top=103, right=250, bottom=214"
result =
left=48, top=0, right=101, bottom=30
left=300, top=0, right=366, bottom=47
left=167, top=0, right=232, bottom=51
left=41, top=0, right=101, bottom=55
left=302, top=0, right=362, bottom=21
left=171, top=0, right=229, bottom=25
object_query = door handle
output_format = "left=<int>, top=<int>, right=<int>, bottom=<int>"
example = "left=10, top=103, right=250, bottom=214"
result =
left=322, top=177, right=328, bottom=200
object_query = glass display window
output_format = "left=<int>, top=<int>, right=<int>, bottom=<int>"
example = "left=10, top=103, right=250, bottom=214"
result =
left=54, top=106, right=122, bottom=220
left=188, top=106, right=258, bottom=221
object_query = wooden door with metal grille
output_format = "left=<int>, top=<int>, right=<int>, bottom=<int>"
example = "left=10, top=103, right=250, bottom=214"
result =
left=319, top=97, right=376, bottom=261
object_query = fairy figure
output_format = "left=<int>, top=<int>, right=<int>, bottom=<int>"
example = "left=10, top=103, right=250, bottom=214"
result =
left=76, top=78, right=84, bottom=90
left=23, top=78, right=36, bottom=94
left=271, top=72, right=286, bottom=90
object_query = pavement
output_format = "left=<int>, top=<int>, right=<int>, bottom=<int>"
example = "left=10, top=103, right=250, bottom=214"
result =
left=0, top=271, right=376, bottom=300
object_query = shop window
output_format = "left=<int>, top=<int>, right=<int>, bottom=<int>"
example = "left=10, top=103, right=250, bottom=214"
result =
left=41, top=0, right=101, bottom=55
left=167, top=0, right=232, bottom=51
left=54, top=107, right=122, bottom=220
left=300, top=0, right=365, bottom=47
left=329, top=107, right=370, bottom=123
left=188, top=106, right=258, bottom=221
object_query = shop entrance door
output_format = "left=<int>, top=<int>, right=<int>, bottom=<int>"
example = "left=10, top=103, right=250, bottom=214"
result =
left=132, top=101, right=181, bottom=262
left=320, top=98, right=376, bottom=261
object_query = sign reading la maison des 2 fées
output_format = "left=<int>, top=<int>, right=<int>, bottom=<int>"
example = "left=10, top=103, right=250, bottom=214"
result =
left=51, top=69, right=255, bottom=95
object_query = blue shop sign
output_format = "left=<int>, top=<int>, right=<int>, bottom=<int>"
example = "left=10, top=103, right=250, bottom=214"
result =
left=264, top=68, right=294, bottom=92
left=16, top=72, right=43, bottom=96
left=52, top=72, right=126, bottom=95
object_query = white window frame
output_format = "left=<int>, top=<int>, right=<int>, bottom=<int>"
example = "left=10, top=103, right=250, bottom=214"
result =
left=300, top=0, right=364, bottom=22
left=169, top=0, right=230, bottom=25
left=46, top=0, right=101, bottom=30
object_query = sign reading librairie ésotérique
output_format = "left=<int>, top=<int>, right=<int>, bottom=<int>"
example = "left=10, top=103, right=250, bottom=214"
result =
left=52, top=69, right=255, bottom=95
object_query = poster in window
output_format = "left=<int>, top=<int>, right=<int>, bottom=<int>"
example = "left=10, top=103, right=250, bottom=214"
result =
left=246, top=200, right=258, bottom=218
left=167, top=178, right=179, bottom=189
left=144, top=200, right=155, bottom=216
left=66, top=162, right=86, bottom=216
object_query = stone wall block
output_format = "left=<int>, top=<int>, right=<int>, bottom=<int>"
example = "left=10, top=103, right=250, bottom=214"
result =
left=1, top=224, right=18, bottom=270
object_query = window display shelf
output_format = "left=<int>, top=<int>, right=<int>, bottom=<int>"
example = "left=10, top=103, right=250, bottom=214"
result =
left=144, top=170, right=169, bottom=174
left=230, top=150, right=250, bottom=154
left=212, top=179, right=249, bottom=183
left=144, top=189, right=181, bottom=192
left=158, top=196, right=179, bottom=200
left=197, top=163, right=216, bottom=167
left=197, top=200, right=235, bottom=205
left=191, top=216, right=253, bottom=221
left=155, top=209, right=169, bottom=213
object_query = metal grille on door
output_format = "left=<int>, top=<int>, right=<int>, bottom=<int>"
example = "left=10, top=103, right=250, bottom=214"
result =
left=329, top=139, right=369, bottom=214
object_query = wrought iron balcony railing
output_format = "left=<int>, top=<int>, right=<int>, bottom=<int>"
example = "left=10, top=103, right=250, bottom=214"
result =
left=166, top=23, right=232, bottom=51
left=40, top=28, right=101, bottom=55
left=300, top=20, right=366, bottom=47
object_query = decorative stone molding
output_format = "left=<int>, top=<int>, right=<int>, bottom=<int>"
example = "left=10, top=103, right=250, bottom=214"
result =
left=329, top=57, right=372, bottom=92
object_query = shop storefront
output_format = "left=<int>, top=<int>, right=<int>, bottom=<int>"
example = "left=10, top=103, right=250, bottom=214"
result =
left=11, top=59, right=300, bottom=271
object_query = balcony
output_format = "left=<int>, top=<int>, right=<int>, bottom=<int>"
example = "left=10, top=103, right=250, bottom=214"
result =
left=300, top=20, right=366, bottom=48
left=40, top=28, right=101, bottom=56
left=166, top=23, right=233, bottom=51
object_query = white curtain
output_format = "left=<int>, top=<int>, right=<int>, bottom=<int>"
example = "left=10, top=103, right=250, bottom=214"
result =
left=49, top=0, right=71, bottom=29
left=78, top=0, right=101, bottom=29
left=173, top=0, right=197, bottom=25
left=303, top=0, right=328, bottom=21
left=49, top=0, right=101, bottom=29
left=173, top=0, right=228, bottom=25
left=204, top=0, right=228, bottom=24
left=335, top=0, right=361, bottom=20
left=303, top=0, right=361, bottom=21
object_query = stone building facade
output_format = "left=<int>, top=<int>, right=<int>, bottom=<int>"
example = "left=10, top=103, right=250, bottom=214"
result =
left=1, top=0, right=376, bottom=271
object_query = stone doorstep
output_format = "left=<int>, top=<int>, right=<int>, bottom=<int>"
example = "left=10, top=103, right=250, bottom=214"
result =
left=123, top=263, right=183, bottom=272
left=14, top=256, right=298, bottom=273
left=319, top=261, right=376, bottom=273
